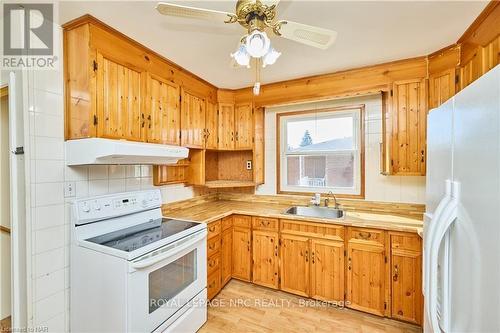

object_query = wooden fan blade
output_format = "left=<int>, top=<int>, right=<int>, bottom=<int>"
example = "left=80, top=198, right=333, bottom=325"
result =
left=275, top=20, right=337, bottom=50
left=156, top=2, right=236, bottom=23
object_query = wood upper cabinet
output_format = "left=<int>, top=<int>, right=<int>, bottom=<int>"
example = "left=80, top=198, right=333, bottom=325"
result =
left=147, top=75, right=180, bottom=145
left=390, top=79, right=427, bottom=175
left=252, top=229, right=279, bottom=289
left=390, top=232, right=423, bottom=325
left=429, top=68, right=456, bottom=109
left=181, top=89, right=206, bottom=148
left=346, top=227, right=387, bottom=316
left=64, top=17, right=217, bottom=142
left=232, top=216, right=252, bottom=281
left=234, top=103, right=254, bottom=149
left=280, top=234, right=310, bottom=297
left=96, top=52, right=145, bottom=141
left=310, top=239, right=344, bottom=303
left=217, top=103, right=235, bottom=150
left=205, top=101, right=218, bottom=149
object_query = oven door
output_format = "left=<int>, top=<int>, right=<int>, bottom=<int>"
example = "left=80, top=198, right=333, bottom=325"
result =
left=128, top=229, right=207, bottom=332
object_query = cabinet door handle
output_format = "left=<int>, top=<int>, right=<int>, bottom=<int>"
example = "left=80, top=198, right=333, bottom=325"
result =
left=348, top=257, right=352, bottom=270
left=208, top=225, right=216, bottom=232
left=393, top=264, right=399, bottom=281
left=274, top=244, right=278, bottom=257
left=312, top=251, right=315, bottom=264
left=421, top=149, right=425, bottom=163
left=305, top=250, right=309, bottom=262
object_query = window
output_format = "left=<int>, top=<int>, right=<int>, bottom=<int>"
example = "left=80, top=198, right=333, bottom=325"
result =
left=278, top=106, right=364, bottom=197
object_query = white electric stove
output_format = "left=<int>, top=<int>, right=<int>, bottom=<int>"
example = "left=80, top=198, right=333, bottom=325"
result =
left=70, top=190, right=207, bottom=333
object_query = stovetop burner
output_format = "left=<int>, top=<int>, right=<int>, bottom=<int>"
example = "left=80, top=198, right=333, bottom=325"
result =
left=86, top=218, right=200, bottom=252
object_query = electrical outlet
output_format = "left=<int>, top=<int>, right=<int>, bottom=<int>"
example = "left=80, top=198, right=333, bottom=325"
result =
left=246, top=160, right=252, bottom=170
left=65, top=181, right=76, bottom=198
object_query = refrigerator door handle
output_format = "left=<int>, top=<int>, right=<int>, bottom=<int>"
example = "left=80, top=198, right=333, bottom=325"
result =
left=424, top=180, right=452, bottom=294
left=427, top=182, right=460, bottom=333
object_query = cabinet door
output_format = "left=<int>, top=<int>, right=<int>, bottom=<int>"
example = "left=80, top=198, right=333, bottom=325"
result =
left=205, top=101, right=218, bottom=149
left=234, top=103, right=253, bottom=149
left=147, top=75, right=180, bottom=145
left=181, top=90, right=205, bottom=148
left=232, top=227, right=252, bottom=281
left=429, top=68, right=455, bottom=109
left=346, top=241, right=386, bottom=316
left=280, top=234, right=309, bottom=297
left=391, top=233, right=423, bottom=325
left=221, top=227, right=232, bottom=286
left=218, top=103, right=234, bottom=150
left=252, top=230, right=279, bottom=289
left=391, top=79, right=427, bottom=175
left=96, top=52, right=144, bottom=141
left=310, top=239, right=344, bottom=303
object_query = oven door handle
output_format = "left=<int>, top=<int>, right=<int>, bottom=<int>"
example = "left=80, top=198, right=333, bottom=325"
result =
left=130, top=230, right=207, bottom=270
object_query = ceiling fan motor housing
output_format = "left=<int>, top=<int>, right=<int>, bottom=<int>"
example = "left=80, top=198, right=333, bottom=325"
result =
left=235, top=0, right=276, bottom=32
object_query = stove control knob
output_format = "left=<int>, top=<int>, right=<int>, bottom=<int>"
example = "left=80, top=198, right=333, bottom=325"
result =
left=141, top=199, right=148, bottom=208
left=93, top=201, right=101, bottom=211
left=147, top=193, right=153, bottom=201
left=82, top=202, right=90, bottom=213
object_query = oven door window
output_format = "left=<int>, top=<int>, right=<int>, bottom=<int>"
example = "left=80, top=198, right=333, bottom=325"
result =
left=148, top=249, right=197, bottom=313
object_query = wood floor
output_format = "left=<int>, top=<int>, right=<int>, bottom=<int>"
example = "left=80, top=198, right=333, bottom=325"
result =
left=199, top=280, right=422, bottom=333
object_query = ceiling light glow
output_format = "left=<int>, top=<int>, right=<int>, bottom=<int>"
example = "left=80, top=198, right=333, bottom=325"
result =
left=245, top=30, right=270, bottom=58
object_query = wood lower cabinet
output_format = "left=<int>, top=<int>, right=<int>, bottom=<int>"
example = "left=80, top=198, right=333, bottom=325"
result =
left=280, top=234, right=310, bottom=297
left=390, top=232, right=423, bottom=325
left=232, top=215, right=252, bottom=281
left=221, top=217, right=233, bottom=286
left=252, top=217, right=279, bottom=289
left=346, top=227, right=387, bottom=316
left=310, top=238, right=345, bottom=303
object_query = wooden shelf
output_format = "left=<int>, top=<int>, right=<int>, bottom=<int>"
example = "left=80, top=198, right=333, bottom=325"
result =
left=204, top=180, right=256, bottom=188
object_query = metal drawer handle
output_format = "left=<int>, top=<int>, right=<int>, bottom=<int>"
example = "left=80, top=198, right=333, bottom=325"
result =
left=209, top=225, right=216, bottom=232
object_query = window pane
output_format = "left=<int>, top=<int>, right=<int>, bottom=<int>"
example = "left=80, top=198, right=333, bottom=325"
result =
left=286, top=153, right=354, bottom=188
left=286, top=115, right=354, bottom=152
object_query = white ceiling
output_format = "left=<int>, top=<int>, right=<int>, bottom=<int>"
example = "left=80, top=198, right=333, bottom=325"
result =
left=59, top=1, right=488, bottom=89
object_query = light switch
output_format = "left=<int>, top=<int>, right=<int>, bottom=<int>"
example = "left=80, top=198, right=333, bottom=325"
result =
left=65, top=181, right=76, bottom=198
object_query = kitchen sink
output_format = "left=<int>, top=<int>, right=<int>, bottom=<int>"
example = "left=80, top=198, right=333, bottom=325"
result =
left=284, top=206, right=345, bottom=219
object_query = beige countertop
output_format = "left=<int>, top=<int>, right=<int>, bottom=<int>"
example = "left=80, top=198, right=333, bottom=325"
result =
left=163, top=200, right=423, bottom=234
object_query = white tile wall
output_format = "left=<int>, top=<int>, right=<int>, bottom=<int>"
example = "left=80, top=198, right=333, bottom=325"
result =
left=25, top=26, right=198, bottom=333
left=256, top=95, right=426, bottom=203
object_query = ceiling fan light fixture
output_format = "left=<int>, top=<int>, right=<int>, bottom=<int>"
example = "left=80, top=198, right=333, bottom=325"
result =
left=245, top=30, right=270, bottom=58
left=231, top=44, right=251, bottom=68
left=262, top=47, right=281, bottom=67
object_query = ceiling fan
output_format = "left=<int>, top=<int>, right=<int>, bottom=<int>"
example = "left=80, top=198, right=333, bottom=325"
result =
left=156, top=0, right=338, bottom=94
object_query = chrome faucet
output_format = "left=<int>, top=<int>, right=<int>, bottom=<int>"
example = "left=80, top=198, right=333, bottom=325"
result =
left=325, top=191, right=339, bottom=209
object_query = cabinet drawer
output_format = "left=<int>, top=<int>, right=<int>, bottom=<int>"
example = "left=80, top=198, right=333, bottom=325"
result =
left=280, top=219, right=344, bottom=241
left=348, top=227, right=385, bottom=245
left=207, top=220, right=221, bottom=239
left=207, top=235, right=221, bottom=257
left=391, top=232, right=422, bottom=252
left=232, top=215, right=251, bottom=228
left=207, top=269, right=221, bottom=300
left=252, top=217, right=279, bottom=231
left=207, top=252, right=221, bottom=276
left=222, top=216, right=233, bottom=231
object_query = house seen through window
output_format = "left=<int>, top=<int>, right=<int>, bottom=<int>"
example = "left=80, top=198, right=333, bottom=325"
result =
left=278, top=107, right=364, bottom=196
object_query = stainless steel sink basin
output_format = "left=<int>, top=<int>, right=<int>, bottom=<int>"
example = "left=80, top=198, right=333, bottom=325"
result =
left=284, top=206, right=344, bottom=219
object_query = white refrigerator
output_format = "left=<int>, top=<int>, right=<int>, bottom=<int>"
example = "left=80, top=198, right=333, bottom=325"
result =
left=424, top=64, right=500, bottom=332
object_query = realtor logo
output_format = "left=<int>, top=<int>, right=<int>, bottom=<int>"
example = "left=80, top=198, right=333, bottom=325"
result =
left=2, top=3, right=57, bottom=69
left=4, top=3, right=53, bottom=56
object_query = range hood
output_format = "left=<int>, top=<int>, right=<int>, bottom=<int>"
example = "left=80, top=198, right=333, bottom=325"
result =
left=65, top=138, right=189, bottom=166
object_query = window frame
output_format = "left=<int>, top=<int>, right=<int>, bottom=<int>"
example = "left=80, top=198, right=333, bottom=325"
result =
left=276, top=105, right=365, bottom=198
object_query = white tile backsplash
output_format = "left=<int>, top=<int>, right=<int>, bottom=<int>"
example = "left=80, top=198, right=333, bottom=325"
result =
left=257, top=94, right=426, bottom=203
